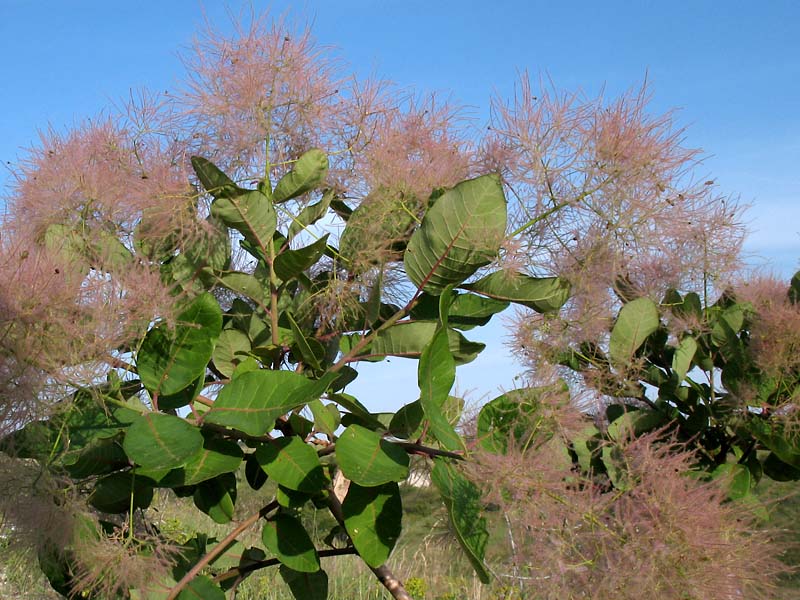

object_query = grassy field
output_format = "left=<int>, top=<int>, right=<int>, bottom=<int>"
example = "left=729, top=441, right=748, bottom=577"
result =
left=1, top=472, right=798, bottom=599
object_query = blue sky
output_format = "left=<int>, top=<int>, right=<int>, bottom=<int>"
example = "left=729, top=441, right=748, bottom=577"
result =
left=1, top=1, right=798, bottom=410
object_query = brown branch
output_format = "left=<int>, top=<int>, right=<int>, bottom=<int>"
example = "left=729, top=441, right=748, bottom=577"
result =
left=199, top=422, right=274, bottom=444
left=166, top=500, right=279, bottom=600
left=327, top=490, right=412, bottom=600
left=398, top=441, right=464, bottom=460
left=317, top=440, right=463, bottom=461
left=212, top=547, right=357, bottom=585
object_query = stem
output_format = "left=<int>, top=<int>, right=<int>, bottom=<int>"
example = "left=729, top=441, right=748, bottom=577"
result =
left=213, top=547, right=357, bottom=584
left=268, top=238, right=281, bottom=362
left=398, top=441, right=464, bottom=460
left=166, top=500, right=279, bottom=600
left=327, top=491, right=412, bottom=600
left=317, top=440, right=463, bottom=461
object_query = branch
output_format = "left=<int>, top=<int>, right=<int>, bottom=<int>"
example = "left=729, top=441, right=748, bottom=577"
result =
left=397, top=441, right=464, bottom=460
left=213, top=547, right=357, bottom=585
left=166, top=499, right=279, bottom=600
left=327, top=490, right=413, bottom=600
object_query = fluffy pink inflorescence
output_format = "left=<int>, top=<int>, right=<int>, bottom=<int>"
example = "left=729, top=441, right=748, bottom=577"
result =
left=181, top=12, right=383, bottom=191
left=0, top=99, right=201, bottom=432
left=484, top=75, right=746, bottom=360
left=468, top=427, right=787, bottom=599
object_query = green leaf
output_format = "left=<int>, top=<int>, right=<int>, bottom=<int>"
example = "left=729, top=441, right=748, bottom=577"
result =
left=747, top=419, right=800, bottom=468
left=215, top=272, right=267, bottom=303
left=342, top=483, right=402, bottom=568
left=205, top=371, right=334, bottom=436
left=277, top=485, right=311, bottom=509
left=191, top=156, right=244, bottom=199
left=157, top=375, right=205, bottom=411
left=89, top=471, right=154, bottom=513
left=388, top=401, right=424, bottom=439
left=789, top=271, right=800, bottom=304
left=286, top=312, right=323, bottom=371
left=272, top=149, right=329, bottom=203
left=212, top=328, right=252, bottom=378
left=336, top=425, right=409, bottom=486
left=138, top=293, right=223, bottom=398
left=255, top=436, right=328, bottom=493
left=712, top=463, right=752, bottom=501
left=609, top=297, right=660, bottom=365
left=245, top=451, right=269, bottom=490
left=262, top=514, right=320, bottom=572
left=64, top=436, right=129, bottom=478
left=211, top=188, right=277, bottom=255
left=308, top=399, right=340, bottom=437
left=418, top=328, right=463, bottom=451
left=431, top=459, right=490, bottom=583
left=274, top=235, right=330, bottom=282
left=183, top=215, right=231, bottom=273
left=476, top=388, right=543, bottom=453
left=94, top=228, right=134, bottom=272
left=411, top=291, right=509, bottom=329
left=339, top=194, right=417, bottom=267
left=606, top=408, right=666, bottom=441
left=288, top=189, right=334, bottom=240
left=328, top=393, right=384, bottom=430
left=571, top=424, right=602, bottom=473
left=671, top=336, right=697, bottom=382
left=123, top=413, right=204, bottom=471
left=43, top=223, right=89, bottom=267
left=177, top=575, right=226, bottom=600
left=163, top=434, right=243, bottom=486
left=280, top=565, right=328, bottom=600
left=601, top=445, right=630, bottom=491
left=404, top=175, right=507, bottom=294
left=366, top=321, right=484, bottom=365
left=763, top=452, right=800, bottom=481
left=193, top=472, right=237, bottom=524
left=462, top=271, right=570, bottom=313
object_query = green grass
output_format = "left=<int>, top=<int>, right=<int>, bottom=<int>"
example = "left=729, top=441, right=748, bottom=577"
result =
left=2, top=470, right=798, bottom=599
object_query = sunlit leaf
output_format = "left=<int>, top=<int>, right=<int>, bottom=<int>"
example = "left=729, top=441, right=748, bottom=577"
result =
left=462, top=271, right=570, bottom=313
left=123, top=413, right=203, bottom=471
left=609, top=297, right=660, bottom=365
left=336, top=425, right=409, bottom=486
left=404, top=175, right=506, bottom=295
left=272, top=149, right=329, bottom=203
left=138, top=293, right=222, bottom=398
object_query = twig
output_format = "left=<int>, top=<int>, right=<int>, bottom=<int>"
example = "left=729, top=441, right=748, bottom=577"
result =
left=317, top=440, right=463, bottom=462
left=398, top=441, right=464, bottom=460
left=212, top=547, right=357, bottom=584
left=166, top=500, right=279, bottom=600
left=327, top=491, right=413, bottom=600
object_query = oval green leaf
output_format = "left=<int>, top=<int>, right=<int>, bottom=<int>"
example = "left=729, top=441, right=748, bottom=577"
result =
left=137, top=293, right=222, bottom=398
left=609, top=297, right=660, bottom=365
left=431, top=459, right=490, bottom=583
left=262, top=514, right=320, bottom=572
left=123, top=413, right=204, bottom=471
left=279, top=565, right=328, bottom=600
left=404, top=174, right=507, bottom=295
left=255, top=436, right=328, bottom=493
left=462, top=271, right=570, bottom=313
left=272, top=148, right=329, bottom=204
left=205, top=371, right=334, bottom=436
left=193, top=473, right=237, bottom=524
left=342, top=482, right=402, bottom=568
left=336, top=425, right=409, bottom=486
